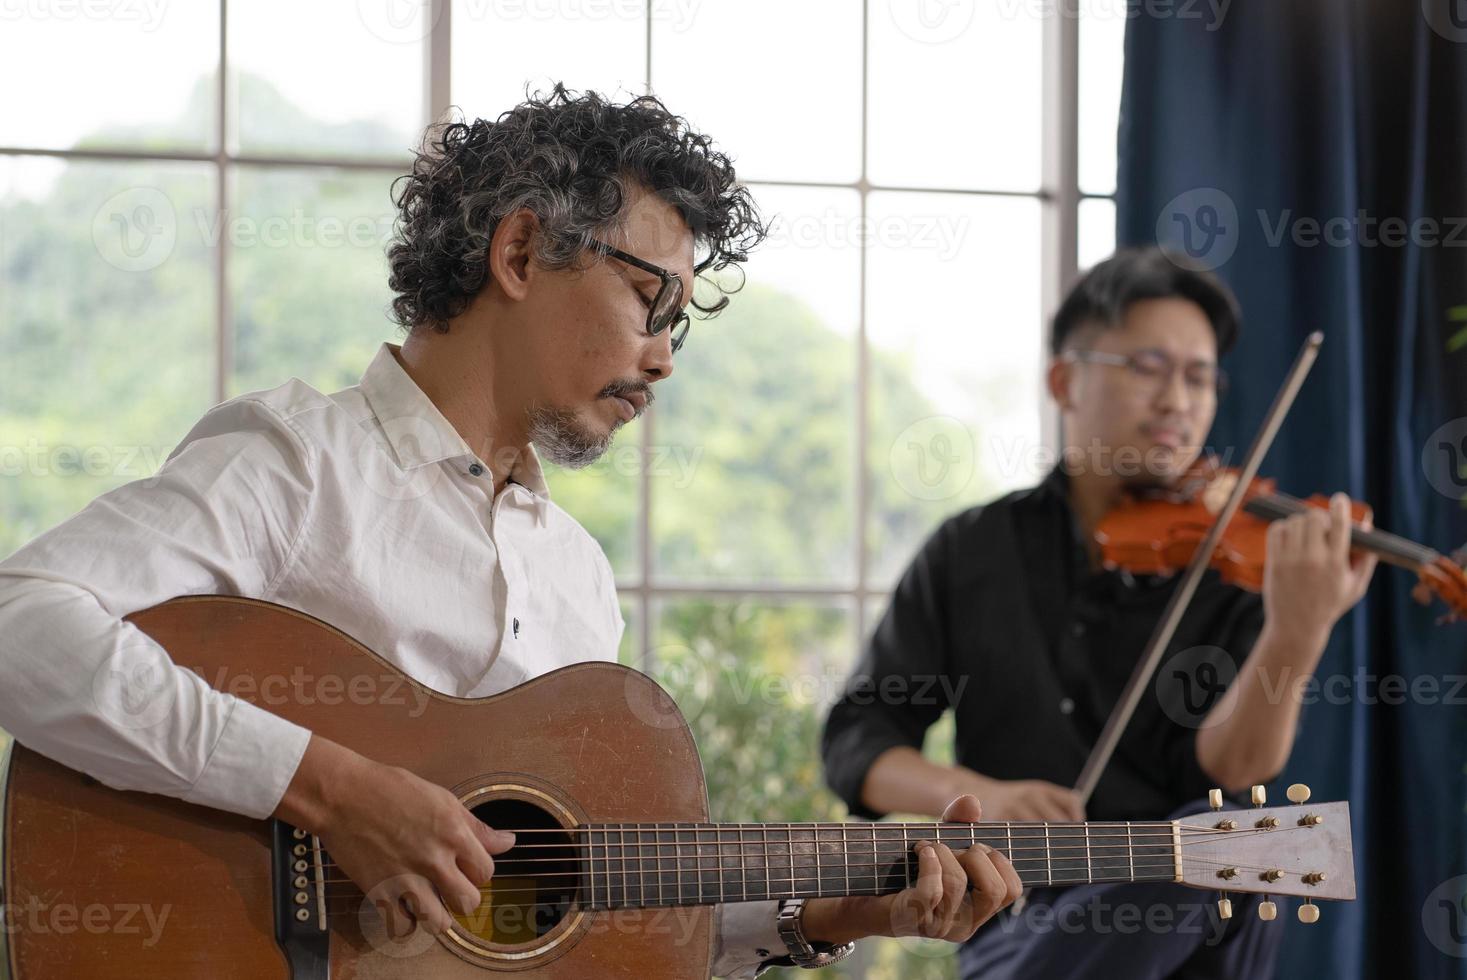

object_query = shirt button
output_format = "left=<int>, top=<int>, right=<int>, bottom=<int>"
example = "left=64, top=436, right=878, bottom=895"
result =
left=468, top=463, right=484, bottom=477
left=512, top=617, right=520, bottom=638
left=1070, top=622, right=1086, bottom=638
left=1059, top=697, right=1075, bottom=715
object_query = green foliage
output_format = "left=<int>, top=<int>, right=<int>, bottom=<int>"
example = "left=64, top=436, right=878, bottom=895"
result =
left=0, top=73, right=991, bottom=978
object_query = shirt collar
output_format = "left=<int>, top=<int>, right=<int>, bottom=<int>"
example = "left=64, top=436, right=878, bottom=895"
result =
left=358, top=342, right=552, bottom=502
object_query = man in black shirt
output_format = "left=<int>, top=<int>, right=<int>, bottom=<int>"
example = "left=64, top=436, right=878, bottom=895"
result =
left=822, top=248, right=1377, bottom=979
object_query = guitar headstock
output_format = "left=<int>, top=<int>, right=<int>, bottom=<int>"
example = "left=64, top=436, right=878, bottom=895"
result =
left=1178, top=783, right=1354, bottom=923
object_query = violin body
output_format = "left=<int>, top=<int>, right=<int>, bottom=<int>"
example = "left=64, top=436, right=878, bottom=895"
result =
left=1093, top=461, right=1467, bottom=620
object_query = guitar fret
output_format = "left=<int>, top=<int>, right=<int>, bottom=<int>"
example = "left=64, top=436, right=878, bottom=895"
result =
left=1126, top=820, right=1134, bottom=882
left=739, top=825, right=748, bottom=903
left=842, top=825, right=850, bottom=898
left=1043, top=822, right=1051, bottom=887
left=676, top=824, right=685, bottom=906
left=1083, top=822, right=1091, bottom=884
left=763, top=824, right=772, bottom=902
left=586, top=827, right=597, bottom=910
left=862, top=827, right=874, bottom=897
left=637, top=823, right=646, bottom=908
left=813, top=825, right=822, bottom=899
left=784, top=824, right=795, bottom=899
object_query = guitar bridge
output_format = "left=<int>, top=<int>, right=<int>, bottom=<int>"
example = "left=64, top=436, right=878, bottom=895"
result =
left=271, top=819, right=330, bottom=979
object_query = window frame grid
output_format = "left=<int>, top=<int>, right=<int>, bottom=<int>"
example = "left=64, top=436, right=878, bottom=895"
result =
left=0, top=0, right=1113, bottom=673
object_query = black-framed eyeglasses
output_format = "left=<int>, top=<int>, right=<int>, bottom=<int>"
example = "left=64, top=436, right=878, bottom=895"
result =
left=1062, top=347, right=1229, bottom=397
left=586, top=237, right=691, bottom=353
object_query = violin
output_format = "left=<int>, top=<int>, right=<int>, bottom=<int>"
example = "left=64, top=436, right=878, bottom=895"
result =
left=1093, top=457, right=1467, bottom=622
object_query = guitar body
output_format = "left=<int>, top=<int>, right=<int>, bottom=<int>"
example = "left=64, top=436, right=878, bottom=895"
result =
left=3, top=595, right=714, bottom=979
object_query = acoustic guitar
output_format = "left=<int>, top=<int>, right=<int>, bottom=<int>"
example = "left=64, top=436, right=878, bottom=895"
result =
left=2, top=596, right=1356, bottom=978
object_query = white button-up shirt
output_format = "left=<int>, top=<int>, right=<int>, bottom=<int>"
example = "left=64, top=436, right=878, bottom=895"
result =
left=0, top=341, right=787, bottom=977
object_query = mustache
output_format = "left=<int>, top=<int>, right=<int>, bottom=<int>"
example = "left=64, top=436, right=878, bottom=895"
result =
left=598, top=379, right=655, bottom=407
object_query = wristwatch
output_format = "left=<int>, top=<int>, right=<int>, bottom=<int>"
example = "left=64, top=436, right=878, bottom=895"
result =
left=775, top=898, right=856, bottom=968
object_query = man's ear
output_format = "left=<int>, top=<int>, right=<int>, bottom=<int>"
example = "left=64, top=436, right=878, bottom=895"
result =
left=487, top=208, right=540, bottom=302
left=1046, top=356, right=1076, bottom=412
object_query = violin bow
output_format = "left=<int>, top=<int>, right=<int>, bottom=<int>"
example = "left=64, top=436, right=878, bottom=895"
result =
left=1072, top=331, right=1325, bottom=806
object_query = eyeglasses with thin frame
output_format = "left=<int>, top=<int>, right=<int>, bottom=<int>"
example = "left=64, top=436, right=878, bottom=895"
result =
left=1061, top=347, right=1229, bottom=397
left=585, top=237, right=691, bottom=353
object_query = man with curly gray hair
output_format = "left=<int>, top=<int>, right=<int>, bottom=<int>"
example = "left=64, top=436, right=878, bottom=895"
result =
left=0, top=84, right=1021, bottom=979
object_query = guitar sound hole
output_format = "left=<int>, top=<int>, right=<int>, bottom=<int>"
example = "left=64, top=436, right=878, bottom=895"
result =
left=460, top=798, right=582, bottom=945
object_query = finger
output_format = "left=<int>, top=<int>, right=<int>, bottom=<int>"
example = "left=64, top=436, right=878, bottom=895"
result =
left=1277, top=514, right=1302, bottom=555
left=1350, top=550, right=1379, bottom=600
left=1328, top=493, right=1353, bottom=566
left=958, top=845, right=1009, bottom=927
left=1056, top=788, right=1086, bottom=823
left=1305, top=506, right=1333, bottom=559
left=376, top=893, right=413, bottom=941
left=471, top=818, right=518, bottom=856
left=1028, top=789, right=1076, bottom=823
left=1029, top=796, right=1071, bottom=823
left=1035, top=785, right=1084, bottom=822
left=913, top=841, right=944, bottom=916
left=402, top=887, right=452, bottom=936
left=464, top=820, right=513, bottom=881
left=1265, top=519, right=1286, bottom=568
left=434, top=860, right=483, bottom=917
left=932, top=843, right=967, bottom=931
left=941, top=793, right=983, bottom=823
left=989, top=846, right=1025, bottom=905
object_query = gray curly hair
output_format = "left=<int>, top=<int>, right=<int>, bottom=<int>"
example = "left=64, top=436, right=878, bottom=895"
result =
left=386, top=82, right=768, bottom=334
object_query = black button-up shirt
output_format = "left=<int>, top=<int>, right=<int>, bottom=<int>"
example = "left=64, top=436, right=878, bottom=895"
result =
left=822, top=466, right=1267, bottom=824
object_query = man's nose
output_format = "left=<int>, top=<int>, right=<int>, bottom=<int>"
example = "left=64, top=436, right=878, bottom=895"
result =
left=642, top=328, right=675, bottom=382
left=1154, top=364, right=1191, bottom=414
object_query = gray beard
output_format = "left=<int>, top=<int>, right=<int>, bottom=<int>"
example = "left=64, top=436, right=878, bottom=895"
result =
left=526, top=403, right=616, bottom=469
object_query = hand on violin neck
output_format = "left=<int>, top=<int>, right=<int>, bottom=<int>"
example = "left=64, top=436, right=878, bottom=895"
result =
left=1261, top=491, right=1379, bottom=653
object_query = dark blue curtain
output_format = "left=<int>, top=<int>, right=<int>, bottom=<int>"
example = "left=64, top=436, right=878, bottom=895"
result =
left=1117, top=1, right=1467, bottom=976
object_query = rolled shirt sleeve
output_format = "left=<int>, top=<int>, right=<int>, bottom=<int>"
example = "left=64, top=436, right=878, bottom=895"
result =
left=714, top=900, right=797, bottom=978
left=0, top=395, right=317, bottom=818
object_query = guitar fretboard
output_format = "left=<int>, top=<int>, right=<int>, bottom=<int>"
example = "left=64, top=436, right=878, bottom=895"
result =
left=564, top=821, right=1178, bottom=910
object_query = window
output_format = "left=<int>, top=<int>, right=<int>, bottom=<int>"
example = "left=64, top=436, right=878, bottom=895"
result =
left=0, top=4, right=1123, bottom=974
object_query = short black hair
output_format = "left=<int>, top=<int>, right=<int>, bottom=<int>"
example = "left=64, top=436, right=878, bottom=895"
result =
left=1050, top=246, right=1241, bottom=356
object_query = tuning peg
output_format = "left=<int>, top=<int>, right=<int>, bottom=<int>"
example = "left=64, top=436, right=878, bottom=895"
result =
left=1258, top=900, right=1277, bottom=921
left=1250, top=785, right=1266, bottom=806
left=1208, top=788, right=1223, bottom=811
left=1217, top=895, right=1233, bottom=920
left=1298, top=901, right=1320, bottom=924
left=1286, top=783, right=1311, bottom=804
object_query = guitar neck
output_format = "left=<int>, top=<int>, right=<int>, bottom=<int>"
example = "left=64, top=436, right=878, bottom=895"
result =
left=574, top=820, right=1179, bottom=910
